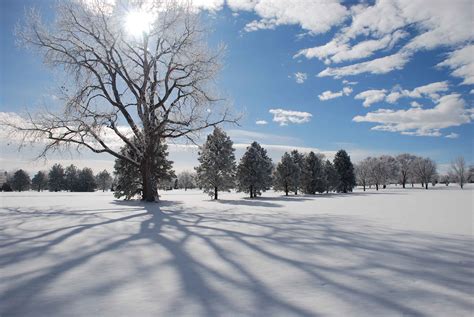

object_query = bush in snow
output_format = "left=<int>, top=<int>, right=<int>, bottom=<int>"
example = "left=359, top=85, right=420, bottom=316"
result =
left=236, top=142, right=273, bottom=198
left=195, top=128, right=236, bottom=200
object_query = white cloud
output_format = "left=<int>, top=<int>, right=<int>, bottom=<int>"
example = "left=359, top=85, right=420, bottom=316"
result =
left=445, top=133, right=459, bottom=139
left=470, top=89, right=474, bottom=94
left=410, top=101, right=422, bottom=108
left=353, top=94, right=472, bottom=137
left=354, top=89, right=387, bottom=107
left=437, top=45, right=474, bottom=85
left=269, top=108, right=312, bottom=126
left=342, top=80, right=358, bottom=85
left=385, top=81, right=449, bottom=103
left=294, top=72, right=308, bottom=84
left=255, top=120, right=268, bottom=125
left=234, top=0, right=348, bottom=34
left=318, top=86, right=352, bottom=101
left=318, top=52, right=410, bottom=78
left=295, top=0, right=473, bottom=79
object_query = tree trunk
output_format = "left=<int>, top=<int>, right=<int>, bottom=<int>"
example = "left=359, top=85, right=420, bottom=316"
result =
left=363, top=183, right=366, bottom=191
left=141, top=159, right=157, bottom=202
left=425, top=182, right=428, bottom=190
left=285, top=184, right=288, bottom=196
left=250, top=185, right=253, bottom=198
left=402, top=181, right=406, bottom=189
left=214, top=186, right=218, bottom=200
left=376, top=183, right=379, bottom=191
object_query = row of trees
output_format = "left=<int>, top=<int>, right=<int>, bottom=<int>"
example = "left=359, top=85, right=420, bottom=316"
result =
left=194, top=128, right=356, bottom=199
left=1, top=165, right=113, bottom=192
left=355, top=154, right=471, bottom=190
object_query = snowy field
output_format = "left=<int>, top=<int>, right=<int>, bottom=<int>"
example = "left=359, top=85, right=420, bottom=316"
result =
left=1, top=186, right=473, bottom=317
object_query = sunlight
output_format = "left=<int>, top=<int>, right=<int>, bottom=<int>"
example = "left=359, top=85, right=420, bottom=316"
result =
left=124, top=9, right=155, bottom=37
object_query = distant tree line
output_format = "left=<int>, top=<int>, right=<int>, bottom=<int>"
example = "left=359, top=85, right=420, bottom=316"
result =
left=0, top=164, right=113, bottom=192
left=355, top=154, right=472, bottom=190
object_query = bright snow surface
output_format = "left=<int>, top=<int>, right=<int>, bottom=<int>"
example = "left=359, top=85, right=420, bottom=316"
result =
left=1, top=185, right=473, bottom=316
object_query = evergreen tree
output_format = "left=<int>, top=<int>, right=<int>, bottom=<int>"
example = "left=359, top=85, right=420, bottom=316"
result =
left=96, top=170, right=113, bottom=192
left=65, top=164, right=79, bottom=192
left=76, top=168, right=97, bottom=192
left=333, top=149, right=356, bottom=193
left=301, top=152, right=326, bottom=194
left=290, top=150, right=305, bottom=195
left=1, top=183, right=13, bottom=192
left=324, top=160, right=338, bottom=193
left=114, top=138, right=175, bottom=200
left=273, top=152, right=298, bottom=196
left=195, top=128, right=236, bottom=200
left=11, top=169, right=31, bottom=192
left=31, top=171, right=48, bottom=192
left=48, top=163, right=65, bottom=192
left=236, top=142, right=273, bottom=198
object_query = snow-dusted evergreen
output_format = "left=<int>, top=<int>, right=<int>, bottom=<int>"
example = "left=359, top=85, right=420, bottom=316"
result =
left=324, top=159, right=339, bottom=193
left=333, top=150, right=356, bottom=193
left=273, top=152, right=298, bottom=196
left=195, top=128, right=236, bottom=200
left=290, top=150, right=305, bottom=195
left=236, top=142, right=273, bottom=198
left=114, top=138, right=175, bottom=200
left=31, top=171, right=48, bottom=192
left=48, top=163, right=65, bottom=192
left=11, top=169, right=30, bottom=192
left=301, top=151, right=326, bottom=194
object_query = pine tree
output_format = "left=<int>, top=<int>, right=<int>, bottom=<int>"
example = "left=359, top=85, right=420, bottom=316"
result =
left=76, top=168, right=97, bottom=192
left=236, top=142, right=273, bottom=198
left=333, top=149, right=356, bottom=193
left=96, top=170, right=113, bottom=192
left=324, top=160, right=338, bottom=193
left=65, top=164, right=79, bottom=192
left=195, top=128, right=236, bottom=200
left=290, top=150, right=304, bottom=195
left=48, top=163, right=65, bottom=192
left=11, top=169, right=31, bottom=192
left=273, top=152, right=297, bottom=196
left=114, top=138, right=175, bottom=200
left=301, top=152, right=325, bottom=194
left=31, top=171, right=48, bottom=192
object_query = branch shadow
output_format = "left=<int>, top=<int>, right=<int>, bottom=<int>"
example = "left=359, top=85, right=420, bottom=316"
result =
left=1, top=199, right=473, bottom=316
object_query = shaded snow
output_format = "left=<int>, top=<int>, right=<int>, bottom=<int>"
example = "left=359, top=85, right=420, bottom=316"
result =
left=0, top=186, right=473, bottom=316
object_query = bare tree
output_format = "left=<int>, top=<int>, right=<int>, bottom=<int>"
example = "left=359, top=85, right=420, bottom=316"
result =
left=396, top=153, right=416, bottom=188
left=355, top=158, right=371, bottom=191
left=412, top=157, right=437, bottom=190
left=450, top=156, right=469, bottom=189
left=177, top=170, right=195, bottom=190
left=4, top=0, right=235, bottom=201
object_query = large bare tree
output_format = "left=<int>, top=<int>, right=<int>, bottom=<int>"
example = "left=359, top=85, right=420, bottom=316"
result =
left=6, top=0, right=235, bottom=201
left=449, top=156, right=468, bottom=189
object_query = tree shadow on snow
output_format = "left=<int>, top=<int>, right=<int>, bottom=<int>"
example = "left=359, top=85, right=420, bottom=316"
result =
left=0, top=200, right=473, bottom=316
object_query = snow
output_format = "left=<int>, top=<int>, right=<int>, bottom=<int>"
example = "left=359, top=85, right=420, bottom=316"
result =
left=1, top=185, right=473, bottom=316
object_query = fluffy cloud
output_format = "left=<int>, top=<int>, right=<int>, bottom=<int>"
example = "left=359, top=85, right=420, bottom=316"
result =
left=437, top=45, right=474, bottom=85
left=385, top=81, right=449, bottom=103
left=294, top=72, right=308, bottom=84
left=318, top=52, right=410, bottom=78
left=353, top=94, right=472, bottom=137
left=255, top=120, right=268, bottom=125
left=296, top=0, right=474, bottom=78
left=269, top=108, right=312, bottom=126
left=318, top=87, right=352, bottom=101
left=354, top=89, right=387, bottom=107
left=355, top=81, right=449, bottom=107
left=232, top=0, right=348, bottom=34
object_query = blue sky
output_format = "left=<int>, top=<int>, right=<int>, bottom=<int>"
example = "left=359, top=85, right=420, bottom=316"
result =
left=0, top=0, right=473, bottom=173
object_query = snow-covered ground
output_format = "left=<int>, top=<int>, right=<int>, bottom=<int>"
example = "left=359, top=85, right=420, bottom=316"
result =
left=1, top=186, right=473, bottom=316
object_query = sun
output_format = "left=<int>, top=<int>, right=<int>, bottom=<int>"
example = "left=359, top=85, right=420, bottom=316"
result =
left=124, top=9, right=154, bottom=37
